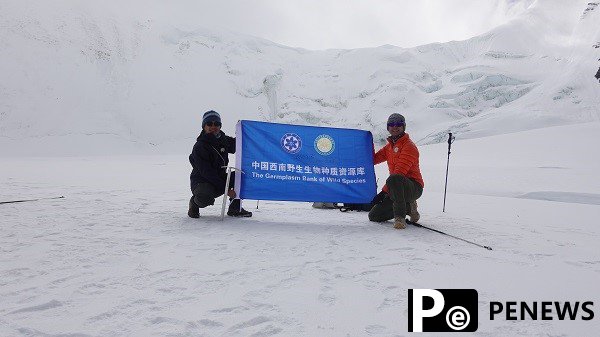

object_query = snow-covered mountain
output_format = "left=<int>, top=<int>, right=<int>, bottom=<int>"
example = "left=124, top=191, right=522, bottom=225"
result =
left=2, top=2, right=600, bottom=336
left=0, top=0, right=598, bottom=155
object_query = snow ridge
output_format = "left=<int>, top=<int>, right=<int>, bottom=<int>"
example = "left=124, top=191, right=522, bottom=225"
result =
left=0, top=0, right=598, bottom=155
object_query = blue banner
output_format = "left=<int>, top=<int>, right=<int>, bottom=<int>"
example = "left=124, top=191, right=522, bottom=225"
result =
left=235, top=120, right=376, bottom=203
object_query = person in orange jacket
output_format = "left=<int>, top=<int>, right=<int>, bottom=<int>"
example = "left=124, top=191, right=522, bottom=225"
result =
left=369, top=113, right=424, bottom=229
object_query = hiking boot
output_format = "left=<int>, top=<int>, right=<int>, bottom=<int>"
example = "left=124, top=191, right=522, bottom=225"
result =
left=227, top=199, right=253, bottom=217
left=227, top=207, right=253, bottom=217
left=394, top=217, right=406, bottom=229
left=408, top=200, right=420, bottom=223
left=188, top=196, right=199, bottom=218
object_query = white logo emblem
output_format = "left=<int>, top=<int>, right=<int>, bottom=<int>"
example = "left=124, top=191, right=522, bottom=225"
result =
left=314, top=134, right=335, bottom=156
left=394, top=147, right=399, bottom=153
left=281, top=133, right=302, bottom=154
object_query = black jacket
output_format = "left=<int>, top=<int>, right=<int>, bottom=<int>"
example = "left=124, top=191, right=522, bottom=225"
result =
left=189, top=131, right=236, bottom=191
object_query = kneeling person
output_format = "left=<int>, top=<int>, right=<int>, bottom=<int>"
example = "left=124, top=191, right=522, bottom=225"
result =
left=369, top=113, right=423, bottom=229
left=188, top=110, right=252, bottom=218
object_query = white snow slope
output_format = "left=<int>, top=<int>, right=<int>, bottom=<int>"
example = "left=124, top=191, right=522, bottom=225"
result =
left=1, top=0, right=600, bottom=336
left=1, top=122, right=599, bottom=336
left=0, top=0, right=599, bottom=156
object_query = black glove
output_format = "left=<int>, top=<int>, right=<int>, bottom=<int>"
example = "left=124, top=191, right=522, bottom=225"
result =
left=371, top=191, right=388, bottom=205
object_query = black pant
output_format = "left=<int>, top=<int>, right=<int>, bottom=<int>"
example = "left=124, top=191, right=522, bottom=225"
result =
left=368, top=174, right=422, bottom=222
left=191, top=176, right=235, bottom=208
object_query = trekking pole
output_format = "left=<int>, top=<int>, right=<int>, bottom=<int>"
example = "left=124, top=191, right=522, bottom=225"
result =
left=0, top=196, right=65, bottom=205
left=443, top=132, right=455, bottom=212
left=407, top=220, right=492, bottom=251
left=221, top=166, right=244, bottom=220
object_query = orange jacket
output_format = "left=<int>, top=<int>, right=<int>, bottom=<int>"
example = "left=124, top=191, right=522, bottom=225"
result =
left=374, top=133, right=424, bottom=192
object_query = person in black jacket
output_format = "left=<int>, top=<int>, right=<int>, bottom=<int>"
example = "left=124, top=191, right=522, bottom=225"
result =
left=188, top=110, right=252, bottom=218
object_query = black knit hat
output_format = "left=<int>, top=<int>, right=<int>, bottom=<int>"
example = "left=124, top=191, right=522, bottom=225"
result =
left=387, top=113, right=405, bottom=127
left=202, top=110, right=221, bottom=128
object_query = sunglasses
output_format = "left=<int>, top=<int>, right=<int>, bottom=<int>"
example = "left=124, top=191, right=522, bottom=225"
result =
left=205, top=121, right=222, bottom=127
left=387, top=122, right=405, bottom=127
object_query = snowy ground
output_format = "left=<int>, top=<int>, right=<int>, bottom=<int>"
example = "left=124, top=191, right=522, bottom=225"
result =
left=1, top=123, right=599, bottom=336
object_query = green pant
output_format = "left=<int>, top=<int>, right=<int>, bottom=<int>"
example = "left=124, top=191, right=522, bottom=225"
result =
left=368, top=174, right=423, bottom=222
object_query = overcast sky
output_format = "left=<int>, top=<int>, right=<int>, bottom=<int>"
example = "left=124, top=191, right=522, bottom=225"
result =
left=154, top=0, right=534, bottom=50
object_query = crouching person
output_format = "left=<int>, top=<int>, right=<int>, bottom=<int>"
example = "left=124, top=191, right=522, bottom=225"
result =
left=369, top=113, right=423, bottom=229
left=188, top=110, right=252, bottom=218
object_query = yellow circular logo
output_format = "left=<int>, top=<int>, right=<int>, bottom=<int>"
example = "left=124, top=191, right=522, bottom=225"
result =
left=314, top=135, right=335, bottom=155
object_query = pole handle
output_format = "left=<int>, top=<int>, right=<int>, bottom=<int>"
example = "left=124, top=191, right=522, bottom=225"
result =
left=447, top=132, right=455, bottom=154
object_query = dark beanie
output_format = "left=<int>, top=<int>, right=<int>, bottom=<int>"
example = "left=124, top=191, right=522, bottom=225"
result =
left=387, top=113, right=405, bottom=127
left=202, top=110, right=221, bottom=128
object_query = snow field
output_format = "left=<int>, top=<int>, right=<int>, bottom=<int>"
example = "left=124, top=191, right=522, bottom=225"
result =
left=2, top=123, right=599, bottom=336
